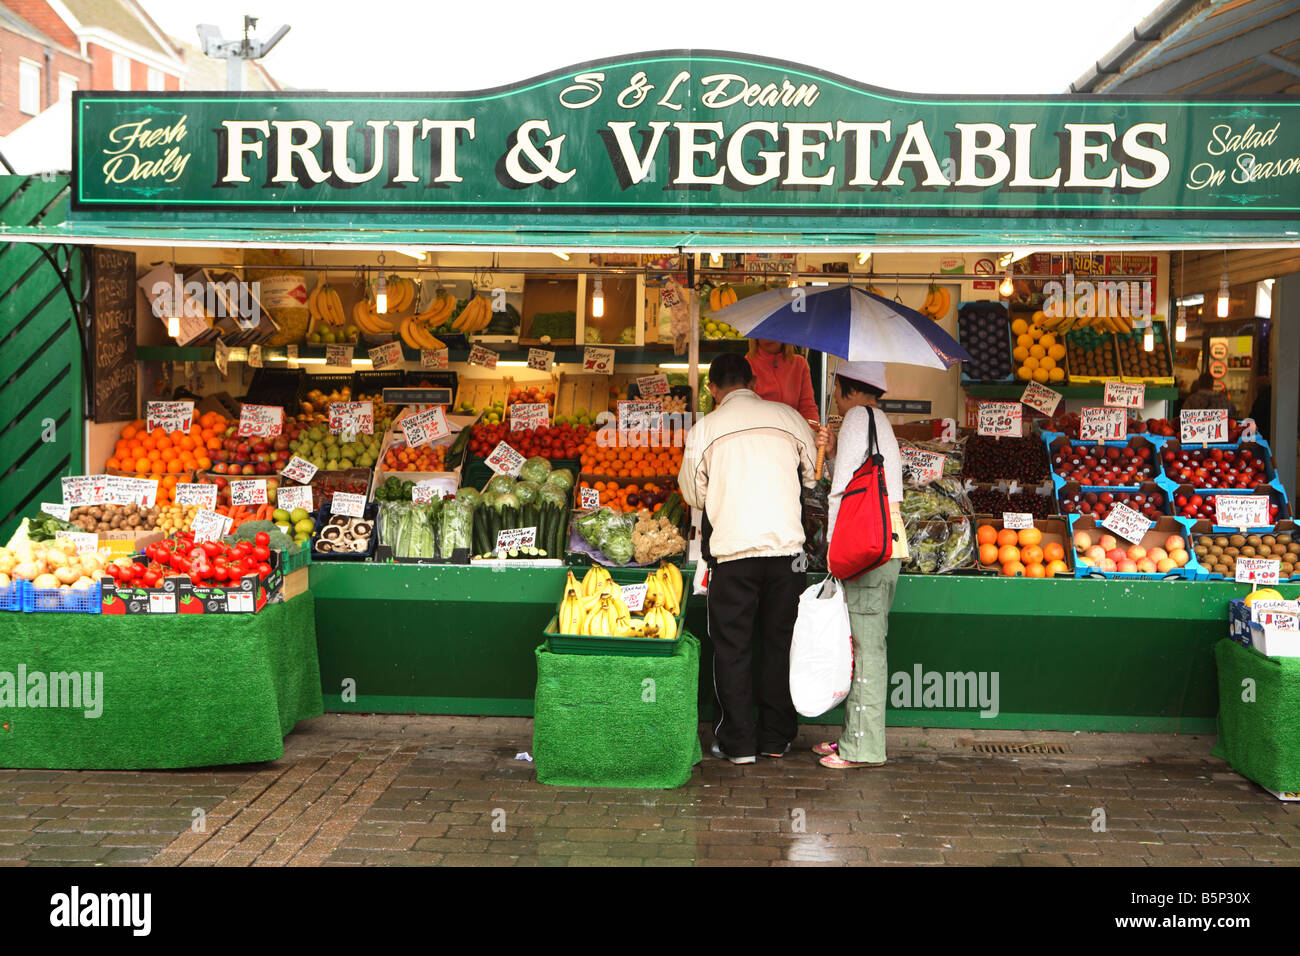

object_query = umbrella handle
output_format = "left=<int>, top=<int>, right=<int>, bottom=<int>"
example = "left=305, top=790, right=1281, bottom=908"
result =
left=815, top=446, right=825, bottom=481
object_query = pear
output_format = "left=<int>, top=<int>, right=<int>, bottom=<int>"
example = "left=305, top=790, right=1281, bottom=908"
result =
left=339, top=458, right=354, bottom=469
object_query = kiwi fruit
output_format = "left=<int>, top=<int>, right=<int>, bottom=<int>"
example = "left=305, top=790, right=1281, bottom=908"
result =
left=1263, top=535, right=1277, bottom=546
left=1241, top=546, right=1256, bottom=557
left=1247, top=535, right=1262, bottom=547
left=1215, top=536, right=1229, bottom=547
left=1230, top=534, right=1246, bottom=547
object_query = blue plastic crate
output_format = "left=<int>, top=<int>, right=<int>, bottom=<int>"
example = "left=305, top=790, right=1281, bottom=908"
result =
left=0, top=580, right=22, bottom=612
left=22, top=579, right=102, bottom=614
left=1066, top=514, right=1201, bottom=581
left=1162, top=474, right=1291, bottom=532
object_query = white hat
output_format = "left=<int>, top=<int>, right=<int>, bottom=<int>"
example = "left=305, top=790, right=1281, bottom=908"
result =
left=835, top=361, right=888, bottom=393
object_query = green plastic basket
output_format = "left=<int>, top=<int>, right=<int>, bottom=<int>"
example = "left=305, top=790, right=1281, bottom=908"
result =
left=280, top=541, right=311, bottom=574
left=560, top=566, right=687, bottom=629
left=543, top=615, right=683, bottom=657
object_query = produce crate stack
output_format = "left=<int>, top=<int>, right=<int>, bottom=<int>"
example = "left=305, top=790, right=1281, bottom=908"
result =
left=973, top=517, right=1074, bottom=578
left=956, top=301, right=1013, bottom=383
left=1066, top=515, right=1201, bottom=579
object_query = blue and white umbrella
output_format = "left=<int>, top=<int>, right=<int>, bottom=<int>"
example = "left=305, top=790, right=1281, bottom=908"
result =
left=714, top=284, right=970, bottom=370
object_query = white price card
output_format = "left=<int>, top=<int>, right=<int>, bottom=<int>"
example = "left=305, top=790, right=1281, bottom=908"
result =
left=330, top=492, right=366, bottom=517
left=237, top=403, right=283, bottom=438
left=1079, top=407, right=1127, bottom=443
left=1181, top=408, right=1228, bottom=444
left=583, top=346, right=615, bottom=375
left=1104, top=381, right=1145, bottom=409
left=510, top=402, right=550, bottom=431
left=325, top=344, right=354, bottom=368
left=276, top=484, right=314, bottom=513
left=637, top=373, right=671, bottom=397
left=1002, top=513, right=1034, bottom=530
left=486, top=441, right=525, bottom=477
left=1020, top=380, right=1063, bottom=417
left=1101, top=502, right=1153, bottom=544
left=618, top=400, right=662, bottom=432
left=214, top=337, right=230, bottom=376
left=55, top=531, right=98, bottom=555
left=413, top=477, right=457, bottom=504
left=105, top=476, right=157, bottom=507
left=226, top=591, right=255, bottom=612
left=977, top=402, right=1022, bottom=438
left=621, top=582, right=649, bottom=613
left=1236, top=558, right=1281, bottom=585
left=901, top=447, right=946, bottom=484
left=175, top=483, right=217, bottom=508
left=527, top=348, right=554, bottom=372
left=148, top=592, right=177, bottom=614
left=368, top=340, right=403, bottom=370
left=248, top=344, right=264, bottom=369
left=1215, top=494, right=1269, bottom=529
left=494, top=527, right=537, bottom=552
left=61, top=475, right=94, bottom=507
left=579, top=487, right=601, bottom=509
left=281, top=456, right=318, bottom=484
left=467, top=344, right=499, bottom=369
left=230, top=479, right=268, bottom=506
left=1267, top=611, right=1300, bottom=632
left=1250, top=599, right=1300, bottom=625
left=403, top=405, right=450, bottom=448
left=40, top=502, right=71, bottom=521
left=420, top=347, right=449, bottom=369
left=190, top=509, right=232, bottom=544
left=146, top=400, right=193, bottom=434
left=329, top=401, right=374, bottom=435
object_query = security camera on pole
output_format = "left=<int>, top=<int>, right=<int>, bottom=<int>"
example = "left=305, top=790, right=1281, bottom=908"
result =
left=196, top=15, right=290, bottom=92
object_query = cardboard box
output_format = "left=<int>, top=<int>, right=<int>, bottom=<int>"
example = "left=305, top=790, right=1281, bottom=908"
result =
left=971, top=516, right=1075, bottom=576
left=1250, top=621, right=1300, bottom=658
left=100, top=550, right=283, bottom=615
left=98, top=530, right=165, bottom=559
left=453, top=377, right=514, bottom=416
left=555, top=371, right=632, bottom=421
left=1189, top=519, right=1300, bottom=581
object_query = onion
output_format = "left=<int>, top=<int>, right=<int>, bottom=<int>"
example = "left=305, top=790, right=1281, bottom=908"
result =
left=32, top=573, right=59, bottom=590
left=11, top=562, right=40, bottom=581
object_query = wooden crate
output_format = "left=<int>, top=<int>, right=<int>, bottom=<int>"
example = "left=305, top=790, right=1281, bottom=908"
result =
left=453, top=376, right=514, bottom=415
left=555, top=371, right=633, bottom=421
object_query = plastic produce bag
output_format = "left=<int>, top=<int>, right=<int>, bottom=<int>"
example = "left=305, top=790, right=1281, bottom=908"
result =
left=801, top=483, right=829, bottom=572
left=903, top=517, right=974, bottom=575
left=438, top=499, right=474, bottom=562
left=899, top=437, right=967, bottom=483
left=788, top=577, right=853, bottom=717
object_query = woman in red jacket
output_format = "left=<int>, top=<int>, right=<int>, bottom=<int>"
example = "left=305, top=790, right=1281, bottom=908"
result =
left=746, top=339, right=820, bottom=422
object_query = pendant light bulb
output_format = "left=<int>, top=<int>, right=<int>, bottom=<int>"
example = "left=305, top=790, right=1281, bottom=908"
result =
left=167, top=314, right=180, bottom=337
left=375, top=272, right=388, bottom=315
left=1175, top=306, right=1187, bottom=343
left=1143, top=324, right=1155, bottom=352
left=998, top=267, right=1014, bottom=298
left=1217, top=273, right=1230, bottom=318
left=709, top=252, right=722, bottom=266
left=591, top=276, right=605, bottom=318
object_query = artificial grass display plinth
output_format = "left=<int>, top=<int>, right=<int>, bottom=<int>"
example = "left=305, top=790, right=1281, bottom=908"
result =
left=533, top=633, right=702, bottom=789
left=0, top=592, right=323, bottom=769
left=1213, top=638, right=1300, bottom=793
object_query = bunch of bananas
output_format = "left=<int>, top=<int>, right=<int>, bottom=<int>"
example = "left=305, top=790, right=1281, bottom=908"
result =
left=384, top=275, right=418, bottom=313
left=1037, top=307, right=1139, bottom=335
left=416, top=290, right=458, bottom=330
left=557, top=564, right=683, bottom=640
left=451, top=294, right=493, bottom=333
left=399, top=315, right=447, bottom=351
left=307, top=282, right=347, bottom=328
left=352, top=297, right=395, bottom=335
left=920, top=284, right=951, bottom=321
left=708, top=284, right=738, bottom=313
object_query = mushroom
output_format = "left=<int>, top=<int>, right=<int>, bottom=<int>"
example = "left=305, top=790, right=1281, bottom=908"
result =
left=353, top=522, right=373, bottom=539
left=316, top=541, right=335, bottom=553
left=320, top=526, right=342, bottom=541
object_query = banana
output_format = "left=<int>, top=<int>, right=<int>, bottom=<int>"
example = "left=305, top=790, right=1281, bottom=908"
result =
left=585, top=596, right=617, bottom=637
left=308, top=283, right=323, bottom=322
left=354, top=298, right=395, bottom=334
left=385, top=275, right=410, bottom=313
left=643, top=573, right=667, bottom=613
left=723, top=286, right=737, bottom=307
left=559, top=578, right=585, bottom=634
left=921, top=286, right=938, bottom=317
left=399, top=316, right=421, bottom=350
left=417, top=291, right=455, bottom=327
left=657, top=562, right=683, bottom=609
left=469, top=295, right=492, bottom=332
left=709, top=287, right=721, bottom=312
left=643, top=605, right=677, bottom=641
left=582, top=565, right=613, bottom=599
left=934, top=286, right=950, bottom=319
left=327, top=287, right=345, bottom=326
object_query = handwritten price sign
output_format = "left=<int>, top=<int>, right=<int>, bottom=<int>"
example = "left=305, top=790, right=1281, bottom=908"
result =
left=330, top=492, right=366, bottom=517
left=1236, top=558, right=1281, bottom=585
left=1002, top=513, right=1034, bottom=530
left=190, top=509, right=232, bottom=544
left=1101, top=502, right=1153, bottom=544
left=618, top=400, right=663, bottom=432
left=486, top=441, right=525, bottom=477
left=237, top=404, right=283, bottom=438
left=368, top=341, right=403, bottom=370
left=977, top=402, right=1022, bottom=438
left=494, top=527, right=537, bottom=552
left=403, top=406, right=450, bottom=448
left=527, top=348, right=554, bottom=372
left=1079, top=407, right=1126, bottom=443
left=1215, top=495, right=1270, bottom=529
left=230, top=479, right=268, bottom=506
left=420, top=348, right=448, bottom=369
left=510, top=402, right=550, bottom=431
left=467, top=344, right=499, bottom=369
left=281, top=456, right=318, bottom=484
left=325, top=344, right=354, bottom=367
left=1181, top=408, right=1228, bottom=444
left=1103, top=381, right=1145, bottom=409
left=146, top=401, right=193, bottom=434
left=277, top=484, right=314, bottom=513
left=175, top=483, right=217, bottom=508
left=413, top=477, right=457, bottom=504
left=637, top=374, right=671, bottom=397
left=328, top=402, right=374, bottom=436
left=621, top=582, right=649, bottom=612
left=579, top=487, right=600, bottom=509
left=583, top=346, right=615, bottom=375
left=901, top=447, right=946, bottom=484
left=1020, top=381, right=1062, bottom=417
left=1250, top=599, right=1300, bottom=625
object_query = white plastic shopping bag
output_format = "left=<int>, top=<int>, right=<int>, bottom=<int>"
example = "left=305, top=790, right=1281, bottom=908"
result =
left=789, top=576, right=853, bottom=717
left=692, top=560, right=709, bottom=596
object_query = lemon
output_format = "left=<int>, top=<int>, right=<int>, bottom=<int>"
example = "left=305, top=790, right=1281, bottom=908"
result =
left=1023, top=357, right=1040, bottom=372
left=1033, top=368, right=1049, bottom=384
left=1011, top=318, right=1029, bottom=335
left=705, top=321, right=719, bottom=334
left=1048, top=367, right=1065, bottom=382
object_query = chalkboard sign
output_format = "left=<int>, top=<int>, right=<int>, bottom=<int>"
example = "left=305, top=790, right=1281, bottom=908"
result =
left=88, top=247, right=136, bottom=423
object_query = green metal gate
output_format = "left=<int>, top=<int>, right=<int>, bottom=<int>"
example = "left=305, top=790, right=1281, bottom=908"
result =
left=0, top=175, right=83, bottom=543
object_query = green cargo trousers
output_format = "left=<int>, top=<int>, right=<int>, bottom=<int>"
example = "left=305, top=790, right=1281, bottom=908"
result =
left=836, top=559, right=902, bottom=763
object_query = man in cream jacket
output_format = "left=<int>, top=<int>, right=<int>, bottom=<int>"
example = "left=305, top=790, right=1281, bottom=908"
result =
left=679, top=352, right=818, bottom=764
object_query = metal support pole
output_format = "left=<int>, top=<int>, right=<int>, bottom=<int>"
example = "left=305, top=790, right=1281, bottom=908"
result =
left=685, top=250, right=699, bottom=413
left=1272, top=273, right=1299, bottom=501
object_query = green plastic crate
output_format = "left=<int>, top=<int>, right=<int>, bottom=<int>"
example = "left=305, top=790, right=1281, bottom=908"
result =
left=544, top=615, right=683, bottom=657
left=281, top=541, right=311, bottom=574
left=559, top=565, right=687, bottom=629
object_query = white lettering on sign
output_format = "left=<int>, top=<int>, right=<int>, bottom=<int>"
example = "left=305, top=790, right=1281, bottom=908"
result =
left=238, top=403, right=283, bottom=438
left=276, top=484, right=313, bottom=513
left=579, top=487, right=600, bottom=509
left=1236, top=558, right=1281, bottom=585
left=330, top=492, right=366, bottom=517
left=175, top=483, right=217, bottom=508
left=325, top=344, right=354, bottom=367
left=420, top=347, right=449, bottom=370
left=214, top=338, right=230, bottom=376
left=146, top=400, right=193, bottom=434
left=510, top=402, right=550, bottom=431
left=191, top=509, right=232, bottom=544
left=1079, top=407, right=1126, bottom=443
left=1020, top=381, right=1062, bottom=417
left=55, top=531, right=98, bottom=555
left=1181, top=408, right=1228, bottom=444
left=977, top=402, right=1022, bottom=438
left=1101, top=502, right=1153, bottom=544
left=40, top=502, right=71, bottom=521
left=230, top=479, right=268, bottom=506
left=618, top=400, right=663, bottom=432
left=281, top=456, right=318, bottom=484
left=368, top=340, right=403, bottom=370
left=637, top=373, right=671, bottom=397
left=329, top=402, right=374, bottom=436
left=1002, top=513, right=1034, bottom=530
left=467, top=344, right=499, bottom=369
left=1240, top=418, right=1259, bottom=443
left=621, top=582, right=649, bottom=613
left=494, top=527, right=537, bottom=552
left=1216, top=494, right=1270, bottom=529
left=1103, top=381, right=1145, bottom=409
left=527, top=348, right=554, bottom=372
left=486, top=441, right=525, bottom=477
left=403, top=406, right=450, bottom=448
left=901, top=447, right=945, bottom=484
left=583, top=346, right=615, bottom=375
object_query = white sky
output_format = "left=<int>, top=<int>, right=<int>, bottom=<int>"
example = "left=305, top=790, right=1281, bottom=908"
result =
left=147, top=0, right=1158, bottom=93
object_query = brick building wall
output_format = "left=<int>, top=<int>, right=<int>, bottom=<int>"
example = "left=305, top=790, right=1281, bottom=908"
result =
left=0, top=27, right=89, bottom=134
left=2, top=0, right=75, bottom=48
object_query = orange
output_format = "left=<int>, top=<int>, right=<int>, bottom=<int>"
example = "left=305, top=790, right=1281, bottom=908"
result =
left=121, top=425, right=138, bottom=441
left=997, top=544, right=1021, bottom=566
left=106, top=457, right=121, bottom=471
left=141, top=436, right=157, bottom=451
left=1043, top=542, right=1065, bottom=563
left=1017, top=527, right=1042, bottom=547
left=977, top=525, right=997, bottom=546
left=996, top=528, right=1018, bottom=548
left=1025, top=563, right=1046, bottom=578
left=1021, top=545, right=1044, bottom=566
left=134, top=457, right=150, bottom=473
left=1001, top=560, right=1026, bottom=577
left=979, top=543, right=999, bottom=566
left=1046, top=559, right=1070, bottom=578
left=150, top=427, right=166, bottom=442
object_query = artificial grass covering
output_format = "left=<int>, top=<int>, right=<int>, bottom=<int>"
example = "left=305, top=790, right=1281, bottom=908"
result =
left=533, top=633, right=702, bottom=788
left=0, top=593, right=322, bottom=769
left=1213, top=638, right=1300, bottom=793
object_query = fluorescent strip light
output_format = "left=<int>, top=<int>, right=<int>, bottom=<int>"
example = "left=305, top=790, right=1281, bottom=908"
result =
left=659, top=363, right=692, bottom=370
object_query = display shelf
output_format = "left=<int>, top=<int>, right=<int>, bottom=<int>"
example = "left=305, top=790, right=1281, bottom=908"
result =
left=964, top=382, right=1180, bottom=401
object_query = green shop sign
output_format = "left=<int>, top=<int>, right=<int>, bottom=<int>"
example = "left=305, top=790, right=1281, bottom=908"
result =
left=72, top=50, right=1300, bottom=219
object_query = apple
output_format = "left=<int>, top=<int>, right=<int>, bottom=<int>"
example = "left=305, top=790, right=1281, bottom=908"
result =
left=1117, top=559, right=1138, bottom=573
left=241, top=464, right=256, bottom=476
left=1107, top=548, right=1128, bottom=564
left=1102, top=559, right=1118, bottom=572
left=1148, top=547, right=1168, bottom=562
left=1169, top=548, right=1190, bottom=567
left=1156, top=558, right=1176, bottom=573
left=1127, top=545, right=1147, bottom=561
left=1137, top=557, right=1157, bottom=573
left=1099, top=535, right=1118, bottom=552
left=212, top=462, right=228, bottom=474
left=1074, top=531, right=1092, bottom=551
left=1086, top=545, right=1106, bottom=563
left=1165, top=535, right=1185, bottom=552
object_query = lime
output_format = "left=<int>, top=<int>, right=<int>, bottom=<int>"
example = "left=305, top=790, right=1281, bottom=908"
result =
left=294, top=518, right=315, bottom=534
left=290, top=508, right=309, bottom=522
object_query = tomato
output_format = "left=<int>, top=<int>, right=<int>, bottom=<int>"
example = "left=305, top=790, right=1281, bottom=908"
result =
left=202, top=541, right=222, bottom=558
left=131, top=562, right=146, bottom=580
left=256, top=562, right=273, bottom=580
left=252, top=546, right=270, bottom=563
left=106, top=564, right=121, bottom=580
left=142, top=571, right=159, bottom=588
left=213, top=566, right=229, bottom=583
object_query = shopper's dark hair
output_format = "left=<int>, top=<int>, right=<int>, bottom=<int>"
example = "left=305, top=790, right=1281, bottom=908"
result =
left=1195, top=371, right=1216, bottom=391
left=709, top=353, right=755, bottom=389
left=837, top=375, right=885, bottom=399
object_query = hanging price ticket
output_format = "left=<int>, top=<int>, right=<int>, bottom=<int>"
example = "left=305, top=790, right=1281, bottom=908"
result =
left=325, top=344, right=354, bottom=368
left=281, top=456, right=318, bottom=484
left=420, top=348, right=449, bottom=369
left=1020, top=381, right=1063, bottom=417
left=368, top=341, right=403, bottom=370
left=1103, top=381, right=1145, bottom=409
left=977, top=402, right=1022, bottom=438
left=901, top=447, right=945, bottom=484
left=467, top=345, right=499, bottom=369
left=486, top=441, right=525, bottom=477
left=237, top=404, right=283, bottom=438
left=146, top=400, right=193, bottom=434
left=583, top=346, right=615, bottom=374
left=403, top=406, right=450, bottom=448
left=527, top=348, right=554, bottom=372
left=1215, top=495, right=1270, bottom=529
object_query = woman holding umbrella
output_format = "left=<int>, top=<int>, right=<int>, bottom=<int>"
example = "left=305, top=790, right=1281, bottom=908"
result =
left=747, top=339, right=820, bottom=422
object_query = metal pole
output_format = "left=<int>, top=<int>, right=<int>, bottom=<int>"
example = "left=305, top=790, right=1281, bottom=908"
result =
left=1272, top=273, right=1299, bottom=501
left=685, top=250, right=699, bottom=415
left=226, top=54, right=243, bottom=92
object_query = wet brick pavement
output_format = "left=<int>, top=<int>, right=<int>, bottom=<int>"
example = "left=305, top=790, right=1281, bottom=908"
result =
left=0, top=715, right=1296, bottom=866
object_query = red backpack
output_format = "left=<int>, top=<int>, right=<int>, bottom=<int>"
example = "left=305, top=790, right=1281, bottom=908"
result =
left=827, top=409, right=894, bottom=580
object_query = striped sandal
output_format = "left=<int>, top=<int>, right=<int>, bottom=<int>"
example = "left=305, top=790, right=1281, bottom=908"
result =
left=819, top=753, right=885, bottom=769
left=812, top=741, right=838, bottom=756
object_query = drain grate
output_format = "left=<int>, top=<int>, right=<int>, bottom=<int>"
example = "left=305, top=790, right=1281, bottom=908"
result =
left=969, top=741, right=1067, bottom=755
